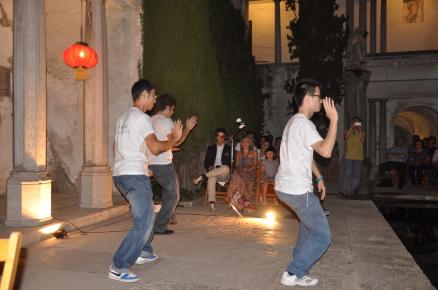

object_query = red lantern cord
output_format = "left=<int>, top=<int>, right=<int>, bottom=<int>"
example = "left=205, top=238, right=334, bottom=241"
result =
left=62, top=0, right=98, bottom=80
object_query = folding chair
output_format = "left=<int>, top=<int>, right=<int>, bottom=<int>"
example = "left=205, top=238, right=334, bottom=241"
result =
left=0, top=232, right=22, bottom=290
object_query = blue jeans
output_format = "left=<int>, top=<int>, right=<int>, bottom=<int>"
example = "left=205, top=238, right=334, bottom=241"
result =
left=112, top=175, right=155, bottom=270
left=340, top=159, right=363, bottom=194
left=149, top=164, right=180, bottom=233
left=276, top=191, right=332, bottom=278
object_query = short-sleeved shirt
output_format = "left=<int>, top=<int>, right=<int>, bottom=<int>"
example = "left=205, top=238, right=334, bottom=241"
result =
left=275, top=114, right=323, bottom=195
left=148, top=114, right=173, bottom=165
left=113, top=107, right=154, bottom=176
left=345, top=131, right=363, bottom=160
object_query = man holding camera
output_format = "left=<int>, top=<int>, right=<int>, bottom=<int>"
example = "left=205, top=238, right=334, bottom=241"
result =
left=340, top=116, right=365, bottom=196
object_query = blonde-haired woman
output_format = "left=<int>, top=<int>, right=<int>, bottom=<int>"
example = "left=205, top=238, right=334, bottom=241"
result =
left=235, top=136, right=258, bottom=195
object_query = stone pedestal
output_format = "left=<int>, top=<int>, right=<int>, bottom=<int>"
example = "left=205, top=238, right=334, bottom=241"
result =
left=80, top=166, right=112, bottom=208
left=6, top=172, right=52, bottom=227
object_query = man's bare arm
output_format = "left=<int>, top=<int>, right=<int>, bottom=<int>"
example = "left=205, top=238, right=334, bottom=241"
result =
left=175, top=116, right=198, bottom=147
left=312, top=98, right=338, bottom=158
left=146, top=120, right=183, bottom=155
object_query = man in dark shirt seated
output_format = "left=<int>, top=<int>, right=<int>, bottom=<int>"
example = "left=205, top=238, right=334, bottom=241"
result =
left=194, top=128, right=232, bottom=211
left=377, top=138, right=408, bottom=189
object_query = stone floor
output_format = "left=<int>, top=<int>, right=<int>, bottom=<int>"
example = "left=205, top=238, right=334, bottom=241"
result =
left=14, top=195, right=435, bottom=290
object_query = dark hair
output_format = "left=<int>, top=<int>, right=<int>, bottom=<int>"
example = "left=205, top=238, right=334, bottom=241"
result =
left=293, top=78, right=321, bottom=108
left=412, top=134, right=420, bottom=142
left=131, top=79, right=155, bottom=102
left=415, top=140, right=423, bottom=147
left=215, top=128, right=226, bottom=135
left=352, top=116, right=361, bottom=122
left=154, top=93, right=176, bottom=113
left=265, top=147, right=275, bottom=156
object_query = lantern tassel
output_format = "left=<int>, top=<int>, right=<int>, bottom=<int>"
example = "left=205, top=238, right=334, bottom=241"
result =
left=75, top=67, right=88, bottom=80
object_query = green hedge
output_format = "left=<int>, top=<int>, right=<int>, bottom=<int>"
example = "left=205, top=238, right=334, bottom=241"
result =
left=142, top=0, right=262, bottom=188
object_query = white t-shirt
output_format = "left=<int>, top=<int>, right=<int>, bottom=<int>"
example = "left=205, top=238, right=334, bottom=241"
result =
left=275, top=113, right=323, bottom=195
left=113, top=107, right=155, bottom=176
left=148, top=114, right=173, bottom=165
left=214, top=144, right=224, bottom=167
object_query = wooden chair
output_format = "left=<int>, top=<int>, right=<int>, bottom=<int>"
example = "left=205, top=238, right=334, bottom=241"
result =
left=0, top=232, right=23, bottom=290
left=204, top=182, right=229, bottom=206
left=255, top=169, right=277, bottom=204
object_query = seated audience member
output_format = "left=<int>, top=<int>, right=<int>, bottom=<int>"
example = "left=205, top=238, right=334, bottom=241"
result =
left=424, top=136, right=437, bottom=163
left=407, top=140, right=428, bottom=185
left=194, top=128, right=231, bottom=211
left=258, top=136, right=270, bottom=160
left=235, top=136, right=258, bottom=195
left=377, top=138, right=408, bottom=188
left=407, top=134, right=421, bottom=153
left=259, top=147, right=279, bottom=204
left=429, top=149, right=438, bottom=186
left=235, top=131, right=256, bottom=152
left=225, top=171, right=256, bottom=212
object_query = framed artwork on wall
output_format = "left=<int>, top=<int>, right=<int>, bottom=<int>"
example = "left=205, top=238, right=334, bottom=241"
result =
left=403, top=0, right=424, bottom=23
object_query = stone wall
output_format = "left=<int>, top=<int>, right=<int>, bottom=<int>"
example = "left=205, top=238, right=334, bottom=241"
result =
left=0, top=0, right=13, bottom=195
left=0, top=0, right=143, bottom=195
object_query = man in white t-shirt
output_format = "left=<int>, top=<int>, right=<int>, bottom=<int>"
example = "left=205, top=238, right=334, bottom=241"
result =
left=275, top=79, right=338, bottom=287
left=148, top=93, right=197, bottom=235
left=109, top=79, right=183, bottom=283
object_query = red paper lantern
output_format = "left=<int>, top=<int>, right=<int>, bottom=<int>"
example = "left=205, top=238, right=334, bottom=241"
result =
left=63, top=42, right=98, bottom=80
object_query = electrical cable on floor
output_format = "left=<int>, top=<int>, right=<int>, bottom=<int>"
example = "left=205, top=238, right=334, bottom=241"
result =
left=52, top=215, right=131, bottom=236
left=52, top=211, right=242, bottom=238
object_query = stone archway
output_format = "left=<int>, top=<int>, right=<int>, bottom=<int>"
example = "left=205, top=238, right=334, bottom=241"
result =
left=392, top=106, right=438, bottom=143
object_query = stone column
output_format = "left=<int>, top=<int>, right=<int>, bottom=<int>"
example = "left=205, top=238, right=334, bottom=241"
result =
left=346, top=0, right=354, bottom=35
left=274, top=0, right=281, bottom=64
left=380, top=0, right=387, bottom=53
left=370, top=0, right=377, bottom=53
left=367, top=99, right=377, bottom=193
left=343, top=69, right=371, bottom=132
left=241, top=0, right=249, bottom=25
left=79, top=0, right=113, bottom=208
left=359, top=0, right=367, bottom=34
left=379, top=99, right=387, bottom=164
left=6, top=0, right=52, bottom=227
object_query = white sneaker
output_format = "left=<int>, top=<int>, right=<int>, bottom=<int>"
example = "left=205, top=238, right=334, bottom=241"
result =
left=209, top=203, right=216, bottom=211
left=108, top=266, right=139, bottom=283
left=135, top=253, right=159, bottom=264
left=281, top=271, right=318, bottom=287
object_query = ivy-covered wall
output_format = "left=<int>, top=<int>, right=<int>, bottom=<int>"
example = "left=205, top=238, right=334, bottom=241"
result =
left=142, top=0, right=262, bottom=189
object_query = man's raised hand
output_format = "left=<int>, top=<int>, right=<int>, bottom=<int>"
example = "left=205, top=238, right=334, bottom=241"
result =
left=186, top=116, right=198, bottom=131
left=171, top=119, right=183, bottom=142
left=323, top=97, right=338, bottom=123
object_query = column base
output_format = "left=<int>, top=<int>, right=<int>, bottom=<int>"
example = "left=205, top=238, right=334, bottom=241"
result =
left=6, top=172, right=52, bottom=227
left=79, top=166, right=113, bottom=208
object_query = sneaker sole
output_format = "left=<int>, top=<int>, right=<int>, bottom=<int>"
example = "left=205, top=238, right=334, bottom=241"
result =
left=281, top=280, right=318, bottom=287
left=135, top=256, right=159, bottom=264
left=108, top=272, right=139, bottom=283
